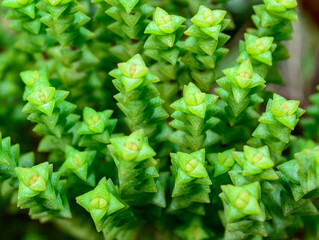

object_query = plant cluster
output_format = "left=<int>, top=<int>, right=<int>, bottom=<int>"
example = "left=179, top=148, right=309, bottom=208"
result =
left=1, top=0, right=319, bottom=239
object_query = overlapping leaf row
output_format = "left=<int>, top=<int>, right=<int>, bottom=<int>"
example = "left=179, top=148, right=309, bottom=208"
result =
left=213, top=145, right=318, bottom=239
left=212, top=96, right=308, bottom=239
left=109, top=54, right=171, bottom=143
left=108, top=130, right=166, bottom=209
left=215, top=59, right=266, bottom=145
left=214, top=0, right=299, bottom=146
left=1, top=0, right=47, bottom=53
left=212, top=1, right=313, bottom=238
left=215, top=32, right=278, bottom=146
left=20, top=69, right=117, bottom=185
left=105, top=130, right=168, bottom=235
left=208, top=146, right=272, bottom=239
left=104, top=0, right=153, bottom=61
left=217, top=96, right=306, bottom=239
left=169, top=82, right=220, bottom=152
left=169, top=149, right=212, bottom=216
left=36, top=0, right=92, bottom=47
left=17, top=69, right=117, bottom=222
left=2, top=1, right=319, bottom=240
left=180, top=5, right=231, bottom=92
left=20, top=69, right=78, bottom=161
left=235, top=0, right=298, bottom=86
left=248, top=0, right=298, bottom=83
left=248, top=93, right=305, bottom=162
left=144, top=7, right=186, bottom=113
left=36, top=0, right=101, bottom=100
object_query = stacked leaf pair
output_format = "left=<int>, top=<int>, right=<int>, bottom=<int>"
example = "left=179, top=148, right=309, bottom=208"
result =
left=15, top=162, right=71, bottom=222
left=109, top=54, right=170, bottom=140
left=249, top=94, right=305, bottom=159
left=76, top=177, right=135, bottom=240
left=215, top=59, right=265, bottom=144
left=108, top=130, right=166, bottom=208
left=2, top=0, right=47, bottom=52
left=249, top=0, right=298, bottom=41
left=21, top=69, right=77, bottom=136
left=232, top=145, right=278, bottom=181
left=105, top=0, right=153, bottom=60
left=245, top=0, right=299, bottom=82
left=59, top=145, right=96, bottom=186
left=212, top=146, right=274, bottom=239
left=144, top=7, right=186, bottom=111
left=169, top=149, right=212, bottom=215
left=144, top=7, right=185, bottom=67
left=237, top=33, right=276, bottom=78
left=169, top=82, right=220, bottom=152
left=76, top=107, right=117, bottom=154
left=208, top=148, right=236, bottom=178
left=219, top=181, right=269, bottom=239
left=180, top=5, right=230, bottom=91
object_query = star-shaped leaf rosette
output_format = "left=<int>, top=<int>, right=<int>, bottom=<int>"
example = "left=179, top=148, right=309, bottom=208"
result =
left=250, top=93, right=305, bottom=157
left=169, top=149, right=212, bottom=215
left=76, top=107, right=117, bottom=151
left=76, top=177, right=134, bottom=232
left=143, top=7, right=186, bottom=114
left=169, top=82, right=220, bottom=151
left=232, top=145, right=278, bottom=180
left=207, top=148, right=236, bottom=177
left=110, top=54, right=169, bottom=139
left=216, top=59, right=265, bottom=122
left=20, top=69, right=77, bottom=138
left=219, top=182, right=268, bottom=238
left=108, top=130, right=165, bottom=207
left=277, top=147, right=319, bottom=201
left=144, top=7, right=185, bottom=64
left=59, top=145, right=96, bottom=186
left=237, top=33, right=276, bottom=68
left=15, top=162, right=71, bottom=222
left=16, top=162, right=51, bottom=200
left=180, top=6, right=231, bottom=91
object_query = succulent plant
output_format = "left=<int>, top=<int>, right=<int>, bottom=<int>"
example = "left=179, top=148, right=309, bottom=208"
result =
left=1, top=1, right=317, bottom=239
